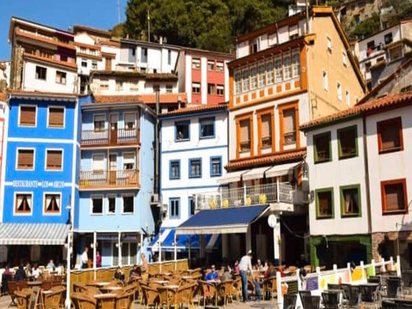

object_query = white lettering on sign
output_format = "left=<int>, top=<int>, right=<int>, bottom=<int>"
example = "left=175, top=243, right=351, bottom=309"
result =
left=12, top=180, right=65, bottom=188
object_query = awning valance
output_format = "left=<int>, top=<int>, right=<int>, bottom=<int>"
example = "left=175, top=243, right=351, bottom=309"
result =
left=0, top=223, right=70, bottom=245
left=242, top=166, right=271, bottom=181
left=176, top=205, right=269, bottom=235
left=216, top=170, right=250, bottom=184
left=265, top=162, right=300, bottom=178
left=148, top=228, right=218, bottom=252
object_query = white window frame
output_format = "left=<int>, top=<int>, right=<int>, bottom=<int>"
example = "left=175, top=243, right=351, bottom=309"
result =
left=18, top=104, right=37, bottom=127
left=192, top=58, right=201, bottom=69
left=346, top=90, right=350, bottom=106
left=14, top=192, right=33, bottom=216
left=43, top=192, right=62, bottom=216
left=323, top=70, right=328, bottom=91
left=92, top=154, right=105, bottom=172
left=45, top=148, right=64, bottom=171
left=55, top=71, right=67, bottom=85
left=94, top=114, right=106, bottom=132
left=337, top=82, right=342, bottom=101
left=107, top=195, right=116, bottom=215
left=16, top=147, right=36, bottom=171
left=91, top=195, right=104, bottom=215
left=192, top=82, right=200, bottom=94
left=122, top=194, right=134, bottom=214
left=327, top=36, right=332, bottom=52
left=123, top=152, right=135, bottom=170
left=47, top=106, right=65, bottom=129
left=124, top=112, right=136, bottom=130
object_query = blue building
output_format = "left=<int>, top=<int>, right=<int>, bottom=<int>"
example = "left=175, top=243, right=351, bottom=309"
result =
left=75, top=95, right=157, bottom=268
left=0, top=90, right=78, bottom=265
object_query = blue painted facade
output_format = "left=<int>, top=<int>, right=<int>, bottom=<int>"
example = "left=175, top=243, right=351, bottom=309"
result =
left=3, top=94, right=77, bottom=224
left=76, top=98, right=156, bottom=267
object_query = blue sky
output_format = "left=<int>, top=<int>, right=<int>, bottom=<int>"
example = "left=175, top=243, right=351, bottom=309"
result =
left=0, top=0, right=127, bottom=60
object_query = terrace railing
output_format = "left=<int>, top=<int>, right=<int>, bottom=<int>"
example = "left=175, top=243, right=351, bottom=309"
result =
left=195, top=182, right=294, bottom=210
left=79, top=169, right=139, bottom=189
left=81, top=128, right=139, bottom=147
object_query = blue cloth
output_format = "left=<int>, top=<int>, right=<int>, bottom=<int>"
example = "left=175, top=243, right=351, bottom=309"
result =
left=240, top=270, right=248, bottom=302
left=205, top=271, right=219, bottom=281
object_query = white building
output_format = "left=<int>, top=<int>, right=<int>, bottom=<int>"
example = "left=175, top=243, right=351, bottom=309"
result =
left=155, top=104, right=228, bottom=263
left=301, top=59, right=412, bottom=269
left=357, top=20, right=412, bottom=89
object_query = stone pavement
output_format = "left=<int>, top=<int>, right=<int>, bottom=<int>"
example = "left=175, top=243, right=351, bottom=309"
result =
left=0, top=293, right=280, bottom=309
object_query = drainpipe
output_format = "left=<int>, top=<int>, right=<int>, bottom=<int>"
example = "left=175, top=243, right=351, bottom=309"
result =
left=154, top=87, right=160, bottom=198
left=362, top=116, right=372, bottom=236
left=305, top=0, right=310, bottom=35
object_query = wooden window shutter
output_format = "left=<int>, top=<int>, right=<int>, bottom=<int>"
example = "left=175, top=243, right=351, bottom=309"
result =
left=261, top=114, right=271, bottom=138
left=385, top=184, right=404, bottom=211
left=381, top=122, right=400, bottom=149
left=283, top=109, right=295, bottom=134
left=49, top=108, right=64, bottom=127
left=18, top=150, right=34, bottom=169
left=20, top=106, right=36, bottom=125
left=47, top=150, right=62, bottom=169
left=240, top=120, right=250, bottom=143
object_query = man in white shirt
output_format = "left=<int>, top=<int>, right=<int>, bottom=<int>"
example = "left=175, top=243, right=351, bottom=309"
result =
left=81, top=247, right=89, bottom=269
left=239, top=250, right=253, bottom=302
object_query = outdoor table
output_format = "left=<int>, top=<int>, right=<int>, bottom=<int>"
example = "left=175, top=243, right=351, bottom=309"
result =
left=100, top=286, right=123, bottom=293
left=182, top=276, right=193, bottom=280
left=165, top=285, right=179, bottom=289
left=28, top=281, right=42, bottom=287
left=40, top=290, right=52, bottom=305
left=153, top=280, right=169, bottom=285
left=87, top=281, right=110, bottom=287
left=94, top=293, right=117, bottom=299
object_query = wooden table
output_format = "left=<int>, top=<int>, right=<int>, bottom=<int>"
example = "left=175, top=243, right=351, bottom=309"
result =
left=28, top=281, right=42, bottom=287
left=87, top=281, right=110, bottom=287
left=153, top=280, right=169, bottom=285
left=100, top=286, right=123, bottom=293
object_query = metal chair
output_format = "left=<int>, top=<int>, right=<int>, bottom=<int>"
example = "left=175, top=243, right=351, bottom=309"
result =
left=322, top=291, right=340, bottom=309
left=283, top=293, right=298, bottom=309
left=301, top=295, right=320, bottom=309
left=359, top=284, right=380, bottom=309
left=341, top=284, right=361, bottom=309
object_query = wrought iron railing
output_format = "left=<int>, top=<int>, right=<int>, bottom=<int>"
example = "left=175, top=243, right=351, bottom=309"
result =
left=79, top=169, right=139, bottom=188
left=81, top=128, right=139, bottom=146
left=194, top=182, right=294, bottom=210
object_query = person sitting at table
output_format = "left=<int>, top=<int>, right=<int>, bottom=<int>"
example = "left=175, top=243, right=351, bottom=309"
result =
left=46, top=259, right=55, bottom=270
left=32, top=263, right=42, bottom=280
left=25, top=262, right=32, bottom=278
left=255, top=259, right=264, bottom=271
left=114, top=266, right=125, bottom=283
left=221, top=266, right=233, bottom=282
left=15, top=264, right=27, bottom=282
left=264, top=261, right=276, bottom=278
left=204, top=265, right=219, bottom=281
left=129, top=265, right=142, bottom=280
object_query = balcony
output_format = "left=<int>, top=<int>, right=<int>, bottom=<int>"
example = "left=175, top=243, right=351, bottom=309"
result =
left=81, top=128, right=139, bottom=147
left=194, top=182, right=294, bottom=211
left=79, top=169, right=139, bottom=189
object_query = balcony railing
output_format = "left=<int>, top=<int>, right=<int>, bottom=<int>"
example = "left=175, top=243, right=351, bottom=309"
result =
left=194, top=182, right=294, bottom=210
left=79, top=169, right=139, bottom=189
left=81, top=128, right=139, bottom=147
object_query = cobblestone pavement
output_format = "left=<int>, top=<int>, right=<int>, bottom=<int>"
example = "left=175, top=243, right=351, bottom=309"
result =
left=0, top=293, right=280, bottom=309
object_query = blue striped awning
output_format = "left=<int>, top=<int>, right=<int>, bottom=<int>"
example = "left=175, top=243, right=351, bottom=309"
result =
left=0, top=223, right=70, bottom=245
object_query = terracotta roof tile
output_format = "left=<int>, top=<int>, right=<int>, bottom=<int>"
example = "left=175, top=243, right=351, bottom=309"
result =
left=160, top=103, right=227, bottom=117
left=16, top=29, right=76, bottom=50
left=225, top=149, right=306, bottom=171
left=301, top=92, right=412, bottom=130
left=93, top=93, right=187, bottom=104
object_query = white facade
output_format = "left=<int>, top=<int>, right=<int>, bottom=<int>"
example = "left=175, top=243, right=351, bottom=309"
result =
left=306, top=118, right=369, bottom=236
left=365, top=106, right=412, bottom=233
left=22, top=61, right=78, bottom=93
left=358, top=25, right=401, bottom=82
left=160, top=108, right=228, bottom=228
